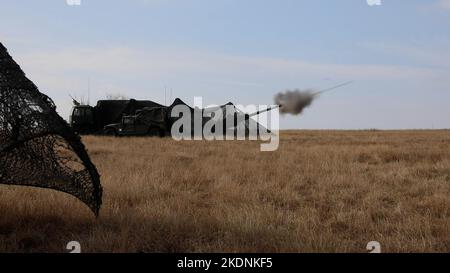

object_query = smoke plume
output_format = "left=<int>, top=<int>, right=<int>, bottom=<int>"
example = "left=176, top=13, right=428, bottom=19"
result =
left=274, top=89, right=317, bottom=115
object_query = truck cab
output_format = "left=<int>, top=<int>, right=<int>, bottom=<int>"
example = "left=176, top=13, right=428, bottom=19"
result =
left=70, top=105, right=95, bottom=134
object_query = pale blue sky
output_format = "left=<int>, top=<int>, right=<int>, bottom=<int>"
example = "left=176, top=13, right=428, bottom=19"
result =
left=1, top=0, right=449, bottom=129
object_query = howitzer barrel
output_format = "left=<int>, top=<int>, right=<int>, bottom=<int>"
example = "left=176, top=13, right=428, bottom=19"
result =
left=248, top=105, right=281, bottom=118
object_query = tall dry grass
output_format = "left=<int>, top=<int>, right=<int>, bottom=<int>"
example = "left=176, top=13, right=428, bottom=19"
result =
left=0, top=130, right=449, bottom=253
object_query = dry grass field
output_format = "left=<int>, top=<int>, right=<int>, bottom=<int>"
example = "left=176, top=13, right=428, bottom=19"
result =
left=0, top=130, right=449, bottom=253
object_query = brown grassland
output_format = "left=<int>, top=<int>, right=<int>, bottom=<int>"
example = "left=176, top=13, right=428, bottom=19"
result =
left=0, top=130, right=449, bottom=253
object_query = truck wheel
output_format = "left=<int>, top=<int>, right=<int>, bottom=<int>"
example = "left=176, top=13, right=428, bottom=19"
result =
left=104, top=129, right=117, bottom=137
left=147, top=127, right=165, bottom=137
left=157, top=129, right=166, bottom=137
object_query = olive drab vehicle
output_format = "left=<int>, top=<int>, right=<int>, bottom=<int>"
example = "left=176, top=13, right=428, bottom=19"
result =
left=70, top=99, right=163, bottom=134
left=103, top=106, right=169, bottom=137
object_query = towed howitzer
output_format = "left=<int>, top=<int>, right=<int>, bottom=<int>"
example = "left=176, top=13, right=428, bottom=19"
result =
left=213, top=104, right=281, bottom=122
left=237, top=105, right=281, bottom=135
left=224, top=105, right=282, bottom=134
left=218, top=104, right=281, bottom=130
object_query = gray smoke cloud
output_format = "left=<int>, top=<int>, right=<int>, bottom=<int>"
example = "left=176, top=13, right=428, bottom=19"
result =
left=274, top=89, right=317, bottom=115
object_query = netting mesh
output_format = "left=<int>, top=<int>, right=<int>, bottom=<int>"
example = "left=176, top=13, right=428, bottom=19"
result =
left=0, top=42, right=102, bottom=216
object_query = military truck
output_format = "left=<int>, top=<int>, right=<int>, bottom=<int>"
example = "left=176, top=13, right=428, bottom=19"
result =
left=103, top=107, right=169, bottom=137
left=70, top=99, right=163, bottom=134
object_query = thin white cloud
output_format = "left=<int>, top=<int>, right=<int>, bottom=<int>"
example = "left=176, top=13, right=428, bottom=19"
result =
left=15, top=46, right=445, bottom=83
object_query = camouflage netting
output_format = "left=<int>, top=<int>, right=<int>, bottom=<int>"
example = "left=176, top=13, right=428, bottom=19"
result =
left=0, top=42, right=102, bottom=216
